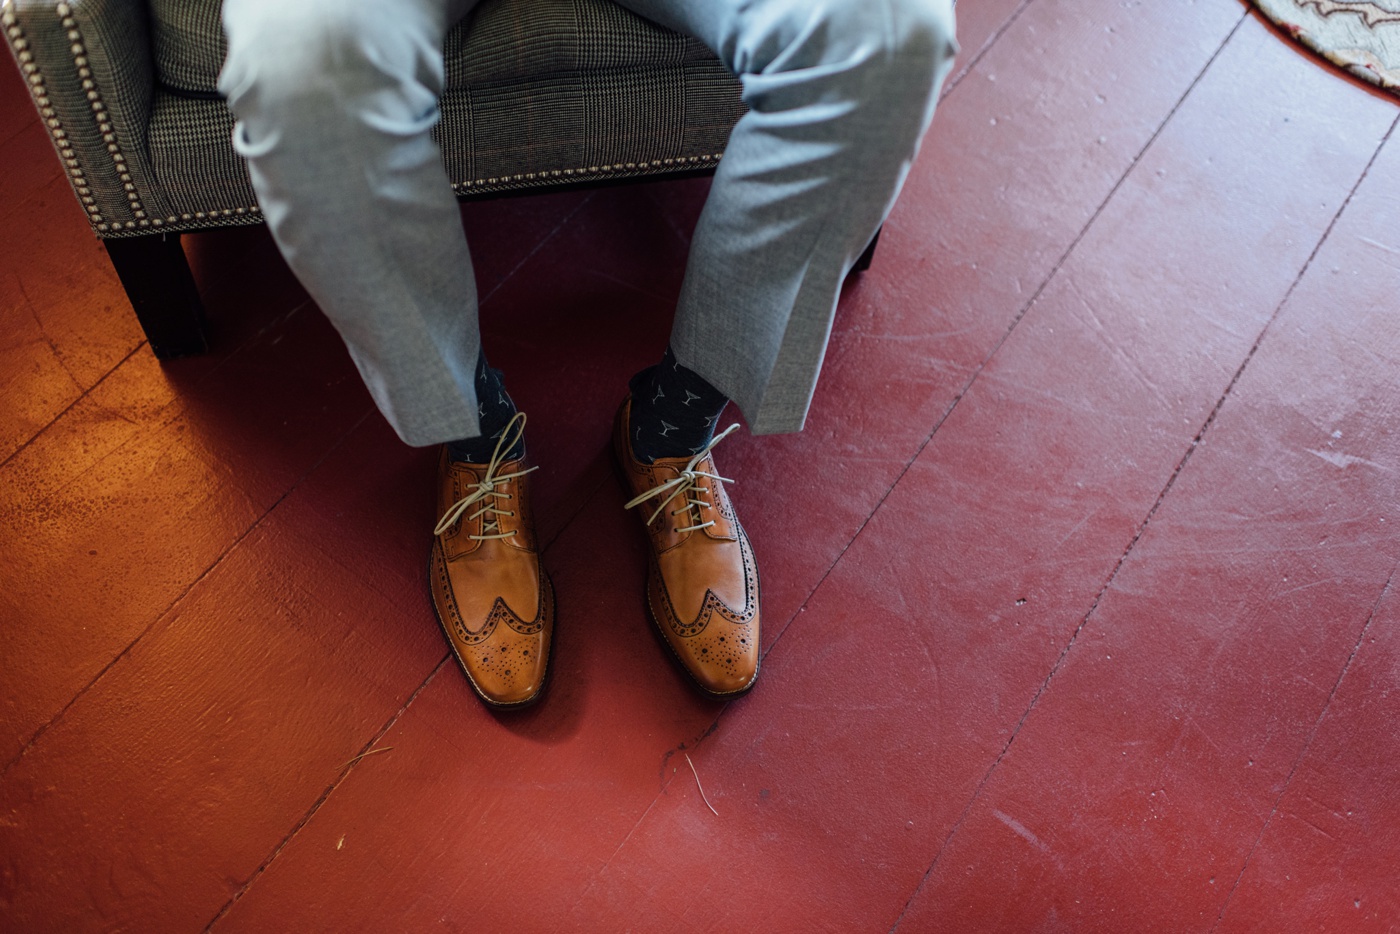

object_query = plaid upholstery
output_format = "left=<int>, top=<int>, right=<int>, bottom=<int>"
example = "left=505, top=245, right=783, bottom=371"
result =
left=5, top=0, right=745, bottom=239
left=149, top=0, right=224, bottom=96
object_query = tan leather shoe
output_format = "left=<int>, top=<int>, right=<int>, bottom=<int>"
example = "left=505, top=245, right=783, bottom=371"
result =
left=614, top=397, right=760, bottom=698
left=430, top=413, right=554, bottom=709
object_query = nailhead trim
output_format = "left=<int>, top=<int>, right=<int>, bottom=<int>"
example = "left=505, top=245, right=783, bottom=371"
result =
left=451, top=153, right=724, bottom=193
left=3, top=4, right=104, bottom=227
left=4, top=4, right=260, bottom=234
left=55, top=3, right=150, bottom=228
left=2, top=6, right=720, bottom=240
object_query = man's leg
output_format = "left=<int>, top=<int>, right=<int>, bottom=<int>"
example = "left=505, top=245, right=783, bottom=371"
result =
left=220, top=0, right=550, bottom=708
left=220, top=0, right=489, bottom=448
left=612, top=0, right=957, bottom=697
left=618, top=0, right=958, bottom=435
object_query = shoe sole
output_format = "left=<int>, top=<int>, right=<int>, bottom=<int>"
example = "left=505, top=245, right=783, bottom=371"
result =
left=609, top=429, right=761, bottom=702
left=426, top=545, right=556, bottom=711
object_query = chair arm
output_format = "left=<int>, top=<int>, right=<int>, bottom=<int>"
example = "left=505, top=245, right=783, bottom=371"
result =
left=4, top=0, right=163, bottom=236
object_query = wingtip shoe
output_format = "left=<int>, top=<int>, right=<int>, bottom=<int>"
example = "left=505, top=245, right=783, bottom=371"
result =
left=430, top=413, right=554, bottom=709
left=614, top=397, right=761, bottom=698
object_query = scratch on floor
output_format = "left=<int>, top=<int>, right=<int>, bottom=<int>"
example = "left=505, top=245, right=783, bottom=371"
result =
left=1051, top=507, right=1100, bottom=554
left=993, top=809, right=1050, bottom=855
left=1064, top=276, right=1173, bottom=411
left=1273, top=576, right=1346, bottom=600
left=1307, top=448, right=1390, bottom=471
left=1358, top=236, right=1400, bottom=256
left=1183, top=713, right=1226, bottom=760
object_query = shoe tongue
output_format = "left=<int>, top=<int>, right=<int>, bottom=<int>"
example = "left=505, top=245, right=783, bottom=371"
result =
left=654, top=450, right=705, bottom=470
left=450, top=462, right=490, bottom=486
left=453, top=456, right=522, bottom=477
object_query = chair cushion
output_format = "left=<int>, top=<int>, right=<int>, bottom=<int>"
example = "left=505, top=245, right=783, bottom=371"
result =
left=148, top=0, right=225, bottom=96
left=136, top=0, right=743, bottom=230
left=149, top=0, right=725, bottom=96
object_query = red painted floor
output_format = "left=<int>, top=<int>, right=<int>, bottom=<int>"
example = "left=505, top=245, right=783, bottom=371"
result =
left=3, top=2, right=1398, bottom=931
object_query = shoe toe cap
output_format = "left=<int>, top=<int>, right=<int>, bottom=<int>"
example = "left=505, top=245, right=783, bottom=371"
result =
left=675, top=618, right=760, bottom=697
left=431, top=543, right=554, bottom=708
left=464, top=626, right=551, bottom=706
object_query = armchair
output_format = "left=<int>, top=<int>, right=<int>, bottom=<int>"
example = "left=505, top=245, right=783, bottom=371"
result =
left=4, top=0, right=878, bottom=359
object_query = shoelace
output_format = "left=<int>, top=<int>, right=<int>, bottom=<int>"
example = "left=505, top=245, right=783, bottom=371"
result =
left=434, top=411, right=537, bottom=541
left=624, top=423, right=740, bottom=534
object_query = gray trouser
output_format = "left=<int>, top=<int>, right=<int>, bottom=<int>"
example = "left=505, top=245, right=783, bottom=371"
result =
left=219, top=0, right=957, bottom=445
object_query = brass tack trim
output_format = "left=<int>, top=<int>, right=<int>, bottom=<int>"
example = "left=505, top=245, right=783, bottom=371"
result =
left=2, top=6, right=103, bottom=227
left=450, top=153, right=723, bottom=194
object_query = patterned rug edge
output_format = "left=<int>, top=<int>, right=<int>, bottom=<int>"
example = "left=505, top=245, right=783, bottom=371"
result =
left=1249, top=0, right=1400, bottom=99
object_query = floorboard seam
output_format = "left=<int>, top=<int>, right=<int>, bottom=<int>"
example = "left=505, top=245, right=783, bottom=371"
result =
left=1210, top=560, right=1399, bottom=931
left=4, top=173, right=577, bottom=478
left=0, top=171, right=74, bottom=231
left=541, top=469, right=613, bottom=552
left=546, top=0, right=1055, bottom=901
left=37, top=306, right=322, bottom=518
left=0, top=341, right=143, bottom=472
left=0, top=407, right=375, bottom=780
left=561, top=792, right=670, bottom=919
left=198, top=478, right=591, bottom=922
left=0, top=112, right=38, bottom=148
left=371, top=18, right=1068, bottom=875
left=17, top=274, right=87, bottom=394
left=598, top=1, right=1257, bottom=893
left=1205, top=110, right=1400, bottom=929
left=889, top=58, right=1399, bottom=934
left=774, top=2, right=1256, bottom=669
left=940, top=0, right=1037, bottom=100
left=3, top=0, right=1395, bottom=924
left=2, top=294, right=314, bottom=487
left=2, top=293, right=336, bottom=774
left=202, top=654, right=454, bottom=931
left=886, top=11, right=1255, bottom=930
left=476, top=191, right=597, bottom=308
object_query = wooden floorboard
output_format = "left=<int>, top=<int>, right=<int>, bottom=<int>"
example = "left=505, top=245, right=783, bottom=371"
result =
left=1, top=0, right=1397, bottom=931
left=1210, top=120, right=1400, bottom=934
left=893, top=18, right=1400, bottom=931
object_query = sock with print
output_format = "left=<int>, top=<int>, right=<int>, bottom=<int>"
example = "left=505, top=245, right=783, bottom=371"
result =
left=627, top=346, right=730, bottom=464
left=446, top=353, right=524, bottom=463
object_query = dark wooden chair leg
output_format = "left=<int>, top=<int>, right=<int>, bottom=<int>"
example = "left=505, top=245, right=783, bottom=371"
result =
left=852, top=227, right=882, bottom=274
left=104, top=233, right=209, bottom=359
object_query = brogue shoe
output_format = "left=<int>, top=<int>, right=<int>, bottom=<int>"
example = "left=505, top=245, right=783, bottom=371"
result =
left=430, top=413, right=554, bottom=708
left=614, top=397, right=760, bottom=698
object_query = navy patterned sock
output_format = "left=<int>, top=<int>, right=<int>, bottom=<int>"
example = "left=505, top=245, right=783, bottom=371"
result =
left=628, top=347, right=729, bottom=463
left=446, top=354, right=524, bottom=463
